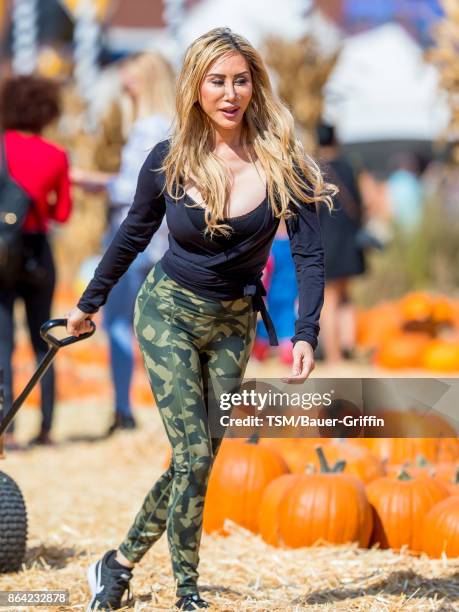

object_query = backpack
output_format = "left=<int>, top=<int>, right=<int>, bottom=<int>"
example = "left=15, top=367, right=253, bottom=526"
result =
left=0, top=134, right=34, bottom=288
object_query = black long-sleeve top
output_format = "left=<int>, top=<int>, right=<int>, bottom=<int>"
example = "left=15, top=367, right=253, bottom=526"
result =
left=77, top=139, right=325, bottom=350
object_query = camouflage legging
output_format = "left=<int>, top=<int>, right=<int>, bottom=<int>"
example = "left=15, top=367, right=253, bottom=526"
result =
left=118, top=259, right=257, bottom=597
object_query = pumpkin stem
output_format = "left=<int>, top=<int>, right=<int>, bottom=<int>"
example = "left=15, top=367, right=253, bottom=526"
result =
left=315, top=446, right=332, bottom=473
left=332, top=460, right=347, bottom=473
left=397, top=469, right=412, bottom=481
left=246, top=432, right=259, bottom=445
left=455, top=467, right=459, bottom=485
left=415, top=455, right=428, bottom=467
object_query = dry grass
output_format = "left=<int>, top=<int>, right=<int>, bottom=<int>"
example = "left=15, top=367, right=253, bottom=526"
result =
left=2, top=304, right=458, bottom=611
left=1, top=401, right=458, bottom=612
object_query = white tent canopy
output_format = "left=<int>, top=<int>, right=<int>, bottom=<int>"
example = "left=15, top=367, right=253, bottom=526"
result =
left=180, top=0, right=312, bottom=50
left=324, top=23, right=450, bottom=143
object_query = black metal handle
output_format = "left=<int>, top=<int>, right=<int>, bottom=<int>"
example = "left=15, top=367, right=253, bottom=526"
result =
left=40, top=318, right=96, bottom=348
left=0, top=319, right=97, bottom=437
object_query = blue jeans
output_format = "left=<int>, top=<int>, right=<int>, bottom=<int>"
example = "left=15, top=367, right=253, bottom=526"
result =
left=102, top=230, right=152, bottom=418
left=256, top=237, right=298, bottom=342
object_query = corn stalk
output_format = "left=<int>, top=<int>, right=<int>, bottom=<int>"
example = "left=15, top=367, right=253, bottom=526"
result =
left=428, top=0, right=459, bottom=161
left=262, top=35, right=339, bottom=151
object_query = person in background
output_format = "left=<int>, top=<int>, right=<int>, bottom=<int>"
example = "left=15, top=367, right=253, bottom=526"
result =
left=387, top=152, right=423, bottom=231
left=0, top=75, right=72, bottom=448
left=317, top=122, right=365, bottom=364
left=252, top=220, right=298, bottom=365
left=72, top=52, right=174, bottom=434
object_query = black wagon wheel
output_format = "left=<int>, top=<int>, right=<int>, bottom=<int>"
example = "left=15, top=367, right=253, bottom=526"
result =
left=0, top=320, right=96, bottom=575
left=0, top=470, right=28, bottom=573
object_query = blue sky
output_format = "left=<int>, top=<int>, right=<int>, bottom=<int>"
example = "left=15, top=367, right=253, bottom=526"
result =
left=342, top=0, right=444, bottom=45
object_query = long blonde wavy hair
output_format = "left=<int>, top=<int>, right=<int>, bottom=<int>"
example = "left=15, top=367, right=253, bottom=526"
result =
left=161, top=27, right=335, bottom=238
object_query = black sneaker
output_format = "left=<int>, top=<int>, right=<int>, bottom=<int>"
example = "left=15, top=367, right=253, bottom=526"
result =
left=107, top=414, right=137, bottom=437
left=87, top=550, right=133, bottom=611
left=28, top=431, right=55, bottom=447
left=175, top=593, right=210, bottom=610
left=119, top=415, right=137, bottom=431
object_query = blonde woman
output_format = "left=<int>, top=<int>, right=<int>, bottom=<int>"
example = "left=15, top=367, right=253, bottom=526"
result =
left=73, top=51, right=175, bottom=434
left=67, top=28, right=334, bottom=611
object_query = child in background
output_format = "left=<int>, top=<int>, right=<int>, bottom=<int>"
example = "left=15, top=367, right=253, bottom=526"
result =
left=252, top=220, right=298, bottom=365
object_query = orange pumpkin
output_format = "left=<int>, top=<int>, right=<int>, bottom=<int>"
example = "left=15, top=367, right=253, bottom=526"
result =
left=276, top=447, right=373, bottom=548
left=437, top=438, right=459, bottom=462
left=421, top=339, right=459, bottom=372
left=366, top=471, right=450, bottom=552
left=258, top=438, right=331, bottom=473
left=433, top=464, right=459, bottom=495
left=368, top=438, right=440, bottom=464
left=69, top=342, right=109, bottom=366
left=385, top=456, right=435, bottom=479
left=54, top=283, right=79, bottom=310
left=422, top=497, right=459, bottom=558
left=258, top=474, right=299, bottom=546
left=453, top=300, right=459, bottom=332
left=203, top=435, right=288, bottom=535
left=288, top=439, right=385, bottom=484
left=374, top=332, right=431, bottom=369
left=399, top=292, right=432, bottom=323
left=355, top=302, right=401, bottom=350
left=432, top=462, right=459, bottom=481
left=132, top=380, right=153, bottom=406
left=374, top=410, right=457, bottom=440
left=431, top=296, right=455, bottom=326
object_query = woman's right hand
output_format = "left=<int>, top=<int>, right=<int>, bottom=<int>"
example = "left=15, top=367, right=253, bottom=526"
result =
left=66, top=307, right=94, bottom=337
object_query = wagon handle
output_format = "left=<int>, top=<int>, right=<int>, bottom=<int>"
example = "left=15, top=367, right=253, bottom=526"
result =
left=40, top=318, right=96, bottom=348
left=0, top=319, right=97, bottom=437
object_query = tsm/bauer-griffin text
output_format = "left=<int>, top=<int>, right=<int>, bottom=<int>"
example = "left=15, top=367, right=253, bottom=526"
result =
left=219, top=415, right=384, bottom=428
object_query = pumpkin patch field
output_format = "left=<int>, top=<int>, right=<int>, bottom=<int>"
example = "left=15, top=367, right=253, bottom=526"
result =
left=2, top=288, right=458, bottom=610
left=2, top=404, right=459, bottom=610
left=356, top=292, right=459, bottom=372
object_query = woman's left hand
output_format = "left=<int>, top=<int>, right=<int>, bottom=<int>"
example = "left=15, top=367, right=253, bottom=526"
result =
left=281, top=340, right=315, bottom=382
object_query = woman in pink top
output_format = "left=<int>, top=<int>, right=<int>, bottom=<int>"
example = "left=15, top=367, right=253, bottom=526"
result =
left=0, top=75, right=72, bottom=449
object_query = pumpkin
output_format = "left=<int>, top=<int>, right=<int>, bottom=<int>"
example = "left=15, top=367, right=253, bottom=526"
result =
left=399, top=292, right=432, bottom=323
left=433, top=464, right=459, bottom=495
left=258, top=474, right=299, bottom=546
left=69, top=342, right=109, bottom=366
left=421, top=339, right=459, bottom=372
left=366, top=471, right=450, bottom=552
left=374, top=332, right=431, bottom=369
left=203, top=434, right=288, bottom=535
left=277, top=447, right=373, bottom=548
left=368, top=438, right=440, bottom=464
left=132, top=380, right=153, bottom=406
left=288, top=439, right=385, bottom=484
left=14, top=372, right=40, bottom=408
left=438, top=438, right=459, bottom=462
left=54, top=283, right=78, bottom=310
left=422, top=497, right=459, bottom=558
left=356, top=302, right=401, bottom=350
left=258, top=438, right=331, bottom=473
left=431, top=296, right=455, bottom=326
left=375, top=410, right=457, bottom=439
left=385, top=456, right=435, bottom=479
